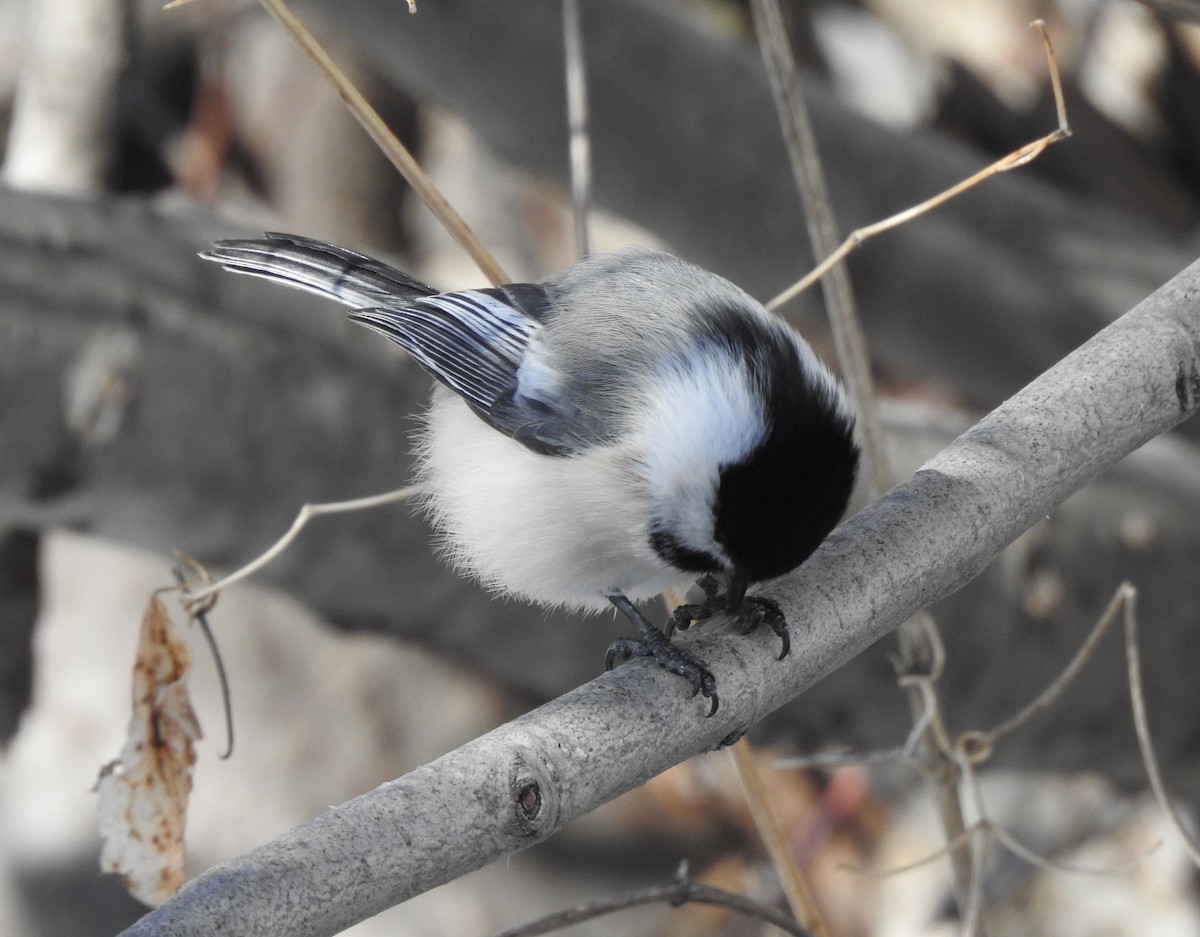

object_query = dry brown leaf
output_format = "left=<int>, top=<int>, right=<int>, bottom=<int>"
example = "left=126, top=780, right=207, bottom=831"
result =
left=97, top=593, right=202, bottom=907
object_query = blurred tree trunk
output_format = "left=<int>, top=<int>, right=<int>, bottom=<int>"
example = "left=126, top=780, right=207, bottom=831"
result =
left=3, top=0, right=130, bottom=192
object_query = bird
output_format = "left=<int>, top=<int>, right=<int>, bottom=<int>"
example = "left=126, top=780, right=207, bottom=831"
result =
left=201, top=233, right=859, bottom=714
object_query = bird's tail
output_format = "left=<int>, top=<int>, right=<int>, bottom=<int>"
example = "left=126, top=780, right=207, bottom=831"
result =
left=201, top=232, right=436, bottom=309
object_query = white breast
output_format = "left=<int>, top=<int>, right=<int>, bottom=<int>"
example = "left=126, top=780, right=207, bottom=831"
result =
left=417, top=338, right=772, bottom=613
left=416, top=391, right=695, bottom=612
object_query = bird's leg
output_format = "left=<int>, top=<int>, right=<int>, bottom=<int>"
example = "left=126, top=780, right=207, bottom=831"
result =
left=605, top=588, right=718, bottom=716
left=669, top=573, right=791, bottom=660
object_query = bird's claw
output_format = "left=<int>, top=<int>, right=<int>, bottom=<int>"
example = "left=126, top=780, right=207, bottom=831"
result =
left=668, top=579, right=791, bottom=660
left=737, top=595, right=790, bottom=659
left=665, top=602, right=708, bottom=638
left=605, top=635, right=719, bottom=716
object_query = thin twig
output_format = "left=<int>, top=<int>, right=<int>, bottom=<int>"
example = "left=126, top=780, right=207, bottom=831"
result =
left=252, top=0, right=509, bottom=286
left=562, top=0, right=592, bottom=260
left=775, top=747, right=908, bottom=771
left=895, top=578, right=1160, bottom=910
left=752, top=11, right=1077, bottom=924
left=985, top=585, right=1127, bottom=745
left=749, top=0, right=979, bottom=915
left=893, top=620, right=968, bottom=870
left=957, top=746, right=1162, bottom=878
left=1037, top=19, right=1070, bottom=135
left=183, top=485, right=423, bottom=609
left=767, top=20, right=1071, bottom=312
left=172, top=554, right=235, bottom=759
left=190, top=604, right=234, bottom=759
left=840, top=825, right=978, bottom=879
left=954, top=704, right=1163, bottom=892
left=746, top=0, right=904, bottom=913
left=893, top=544, right=969, bottom=907
left=483, top=869, right=811, bottom=937
left=989, top=821, right=1161, bottom=877
left=845, top=811, right=1159, bottom=888
left=1124, top=583, right=1200, bottom=867
left=748, top=0, right=886, bottom=494
left=897, top=667, right=954, bottom=760
left=920, top=754, right=976, bottom=920
left=960, top=828, right=989, bottom=937
left=728, top=738, right=831, bottom=937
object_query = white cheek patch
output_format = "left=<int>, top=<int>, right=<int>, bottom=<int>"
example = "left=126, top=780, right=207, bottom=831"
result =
left=635, top=353, right=766, bottom=565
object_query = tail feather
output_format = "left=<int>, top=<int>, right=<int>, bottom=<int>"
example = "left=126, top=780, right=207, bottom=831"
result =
left=201, top=232, right=435, bottom=310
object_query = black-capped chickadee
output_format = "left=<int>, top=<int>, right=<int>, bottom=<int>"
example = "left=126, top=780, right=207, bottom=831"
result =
left=202, top=234, right=859, bottom=714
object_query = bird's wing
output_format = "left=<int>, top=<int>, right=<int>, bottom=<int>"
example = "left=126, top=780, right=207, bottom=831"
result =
left=352, top=286, right=595, bottom=456
left=202, top=234, right=596, bottom=456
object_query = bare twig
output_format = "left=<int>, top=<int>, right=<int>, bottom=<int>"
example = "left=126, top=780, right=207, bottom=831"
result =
left=929, top=584, right=1173, bottom=894
left=960, top=829, right=988, bottom=937
left=919, top=752, right=977, bottom=921
left=484, top=864, right=810, bottom=937
left=183, top=485, right=423, bottom=610
left=1125, top=584, right=1200, bottom=867
left=892, top=620, right=970, bottom=887
left=775, top=747, right=907, bottom=772
left=840, top=826, right=978, bottom=879
left=799, top=577, right=1176, bottom=906
left=895, top=644, right=953, bottom=760
left=767, top=20, right=1071, bottom=312
left=984, top=586, right=1128, bottom=746
left=751, top=12, right=1076, bottom=924
left=748, top=0, right=885, bottom=493
left=955, top=750, right=1162, bottom=878
left=250, top=0, right=509, bottom=285
left=988, top=820, right=1160, bottom=877
left=562, top=0, right=592, bottom=260
left=848, top=810, right=1159, bottom=892
left=171, top=554, right=234, bottom=760
left=728, top=739, right=831, bottom=937
left=749, top=3, right=906, bottom=922
left=749, top=0, right=992, bottom=914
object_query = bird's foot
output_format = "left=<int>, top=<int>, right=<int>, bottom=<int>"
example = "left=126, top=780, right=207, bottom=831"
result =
left=605, top=630, right=718, bottom=716
left=736, top=595, right=790, bottom=660
left=605, top=588, right=719, bottom=715
left=667, top=574, right=790, bottom=660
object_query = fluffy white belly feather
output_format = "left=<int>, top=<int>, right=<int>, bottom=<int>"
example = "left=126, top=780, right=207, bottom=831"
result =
left=418, top=394, right=693, bottom=611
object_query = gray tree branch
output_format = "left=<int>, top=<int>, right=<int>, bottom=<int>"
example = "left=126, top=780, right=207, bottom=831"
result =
left=114, top=254, right=1200, bottom=937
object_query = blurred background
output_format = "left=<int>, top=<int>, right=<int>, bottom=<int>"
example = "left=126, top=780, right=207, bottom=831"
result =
left=2, top=0, right=1200, bottom=934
